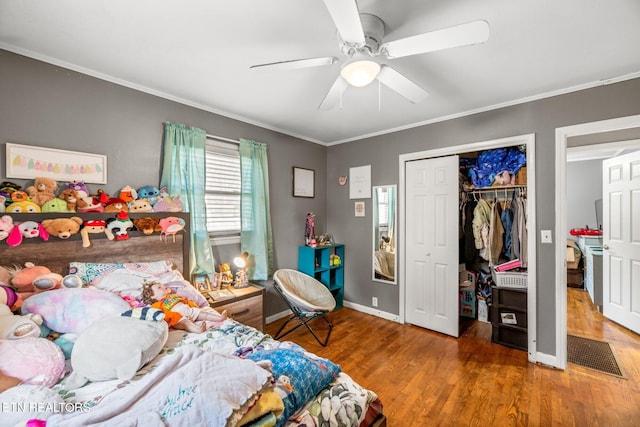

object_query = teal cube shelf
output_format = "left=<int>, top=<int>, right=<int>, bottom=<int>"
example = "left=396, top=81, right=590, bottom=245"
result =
left=298, top=244, right=344, bottom=309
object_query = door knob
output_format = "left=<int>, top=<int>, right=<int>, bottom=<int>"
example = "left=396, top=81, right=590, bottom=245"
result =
left=603, top=244, right=609, bottom=250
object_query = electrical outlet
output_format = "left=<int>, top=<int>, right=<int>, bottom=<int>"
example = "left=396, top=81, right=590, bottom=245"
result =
left=372, top=297, right=378, bottom=307
left=541, top=229, right=553, bottom=243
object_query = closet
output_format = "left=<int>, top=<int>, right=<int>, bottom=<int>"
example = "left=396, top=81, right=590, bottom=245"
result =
left=403, top=134, right=535, bottom=356
left=458, top=146, right=528, bottom=350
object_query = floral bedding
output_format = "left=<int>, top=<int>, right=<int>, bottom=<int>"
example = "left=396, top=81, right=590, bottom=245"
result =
left=4, top=320, right=380, bottom=427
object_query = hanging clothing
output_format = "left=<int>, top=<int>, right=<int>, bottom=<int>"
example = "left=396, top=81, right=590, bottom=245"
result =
left=518, top=195, right=528, bottom=268
left=510, top=191, right=521, bottom=260
left=501, top=203, right=514, bottom=259
left=464, top=199, right=478, bottom=263
left=472, top=199, right=491, bottom=261
left=488, top=201, right=504, bottom=266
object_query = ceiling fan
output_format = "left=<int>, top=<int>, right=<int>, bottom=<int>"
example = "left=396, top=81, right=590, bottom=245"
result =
left=250, top=0, right=490, bottom=110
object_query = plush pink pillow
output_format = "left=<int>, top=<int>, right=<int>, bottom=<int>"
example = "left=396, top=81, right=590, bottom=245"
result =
left=0, top=337, right=65, bottom=387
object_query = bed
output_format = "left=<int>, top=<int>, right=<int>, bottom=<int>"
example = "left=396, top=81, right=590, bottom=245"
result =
left=0, top=213, right=385, bottom=427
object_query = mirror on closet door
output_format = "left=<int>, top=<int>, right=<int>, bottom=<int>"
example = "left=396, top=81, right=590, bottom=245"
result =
left=372, top=185, right=397, bottom=284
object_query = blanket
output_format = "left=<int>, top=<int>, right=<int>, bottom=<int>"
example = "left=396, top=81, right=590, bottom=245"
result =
left=46, top=345, right=271, bottom=427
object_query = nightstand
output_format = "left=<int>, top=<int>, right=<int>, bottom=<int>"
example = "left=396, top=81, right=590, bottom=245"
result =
left=208, top=284, right=265, bottom=332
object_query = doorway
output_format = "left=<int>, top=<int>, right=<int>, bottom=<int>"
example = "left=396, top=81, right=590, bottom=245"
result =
left=399, top=133, right=538, bottom=362
left=555, top=114, right=640, bottom=370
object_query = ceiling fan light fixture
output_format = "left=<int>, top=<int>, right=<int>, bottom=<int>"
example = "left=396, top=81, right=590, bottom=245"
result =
left=340, top=60, right=381, bottom=87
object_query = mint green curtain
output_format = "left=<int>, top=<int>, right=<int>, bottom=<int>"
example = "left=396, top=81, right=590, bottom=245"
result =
left=160, top=122, right=215, bottom=276
left=240, top=138, right=273, bottom=280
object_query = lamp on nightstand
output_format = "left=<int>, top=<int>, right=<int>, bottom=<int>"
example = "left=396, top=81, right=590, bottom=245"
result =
left=233, top=251, right=250, bottom=288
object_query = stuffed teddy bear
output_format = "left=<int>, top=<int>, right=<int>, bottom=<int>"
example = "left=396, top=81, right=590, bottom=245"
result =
left=9, top=262, right=63, bottom=301
left=133, top=216, right=162, bottom=235
left=58, top=188, right=79, bottom=211
left=25, top=177, right=58, bottom=206
left=41, top=216, right=83, bottom=239
left=0, top=215, right=14, bottom=241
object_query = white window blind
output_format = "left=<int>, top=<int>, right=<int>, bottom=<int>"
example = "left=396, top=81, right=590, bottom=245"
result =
left=377, top=187, right=389, bottom=226
left=205, top=139, right=241, bottom=236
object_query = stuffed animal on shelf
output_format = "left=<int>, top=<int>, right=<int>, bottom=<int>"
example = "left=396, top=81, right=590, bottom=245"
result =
left=0, top=215, right=14, bottom=242
left=58, top=188, right=80, bottom=211
left=103, top=197, right=129, bottom=213
left=133, top=217, right=162, bottom=235
left=41, top=216, right=83, bottom=239
left=0, top=181, right=22, bottom=207
left=5, top=199, right=41, bottom=213
left=6, top=221, right=49, bottom=246
left=137, top=185, right=161, bottom=206
left=65, top=180, right=89, bottom=199
left=106, top=211, right=134, bottom=241
left=119, top=185, right=137, bottom=203
left=158, top=216, right=186, bottom=242
left=25, top=177, right=58, bottom=206
left=154, top=190, right=183, bottom=212
left=128, top=198, right=153, bottom=213
left=80, top=219, right=115, bottom=248
left=76, top=195, right=105, bottom=213
left=41, top=197, right=75, bottom=213
left=8, top=262, right=63, bottom=300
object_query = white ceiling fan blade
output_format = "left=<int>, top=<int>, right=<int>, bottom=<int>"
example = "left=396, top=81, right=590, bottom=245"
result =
left=318, top=75, right=348, bottom=110
left=322, top=0, right=365, bottom=46
left=250, top=57, right=338, bottom=71
left=382, top=20, right=490, bottom=59
left=376, top=65, right=429, bottom=104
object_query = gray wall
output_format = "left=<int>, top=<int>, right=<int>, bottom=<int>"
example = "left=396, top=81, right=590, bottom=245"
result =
left=0, top=49, right=327, bottom=316
left=327, top=77, right=640, bottom=356
left=4, top=48, right=640, bottom=357
left=567, top=159, right=602, bottom=237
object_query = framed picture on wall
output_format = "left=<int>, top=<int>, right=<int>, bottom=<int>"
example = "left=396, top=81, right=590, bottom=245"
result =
left=293, top=166, right=315, bottom=198
left=5, top=143, right=108, bottom=184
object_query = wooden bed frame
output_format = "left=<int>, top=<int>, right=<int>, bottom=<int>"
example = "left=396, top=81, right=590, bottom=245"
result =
left=2, top=212, right=190, bottom=276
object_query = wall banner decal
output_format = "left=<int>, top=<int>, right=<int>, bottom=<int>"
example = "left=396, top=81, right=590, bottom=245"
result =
left=5, top=143, right=107, bottom=184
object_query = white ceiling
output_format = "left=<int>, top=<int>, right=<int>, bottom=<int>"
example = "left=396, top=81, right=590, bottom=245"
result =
left=1, top=0, right=639, bottom=145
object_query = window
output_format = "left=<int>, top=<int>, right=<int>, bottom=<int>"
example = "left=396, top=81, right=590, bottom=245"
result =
left=376, top=186, right=390, bottom=226
left=205, top=139, right=241, bottom=241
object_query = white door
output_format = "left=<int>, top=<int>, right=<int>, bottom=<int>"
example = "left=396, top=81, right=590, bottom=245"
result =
left=602, top=150, right=640, bottom=334
left=405, top=155, right=459, bottom=336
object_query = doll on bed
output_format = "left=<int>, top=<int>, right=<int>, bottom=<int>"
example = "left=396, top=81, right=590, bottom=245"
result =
left=140, top=281, right=227, bottom=333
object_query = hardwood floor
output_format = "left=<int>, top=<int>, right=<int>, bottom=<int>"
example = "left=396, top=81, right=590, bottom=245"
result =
left=266, top=288, right=640, bottom=426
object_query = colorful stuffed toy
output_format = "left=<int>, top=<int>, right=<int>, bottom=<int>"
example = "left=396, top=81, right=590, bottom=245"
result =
left=154, top=189, right=183, bottom=212
left=65, top=180, right=89, bottom=199
left=0, top=266, right=21, bottom=311
left=119, top=185, right=137, bottom=203
left=0, top=181, right=21, bottom=206
left=8, top=262, right=63, bottom=300
left=80, top=219, right=115, bottom=248
left=0, top=215, right=14, bottom=241
left=128, top=198, right=153, bottom=213
left=41, top=216, right=83, bottom=239
left=133, top=216, right=162, bottom=235
left=104, top=197, right=129, bottom=213
left=106, top=211, right=134, bottom=240
left=158, top=216, right=186, bottom=242
left=58, top=188, right=80, bottom=211
left=5, top=200, right=41, bottom=213
left=137, top=185, right=161, bottom=206
left=25, top=177, right=58, bottom=206
left=6, top=221, right=49, bottom=246
left=41, top=197, right=75, bottom=213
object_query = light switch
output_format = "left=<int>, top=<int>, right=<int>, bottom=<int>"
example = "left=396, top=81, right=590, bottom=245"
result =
left=541, top=229, right=552, bottom=243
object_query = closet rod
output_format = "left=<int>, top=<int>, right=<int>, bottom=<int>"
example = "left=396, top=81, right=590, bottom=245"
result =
left=466, top=185, right=526, bottom=193
left=206, top=133, right=240, bottom=145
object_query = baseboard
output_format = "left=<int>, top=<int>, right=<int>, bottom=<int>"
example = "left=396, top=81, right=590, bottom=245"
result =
left=267, top=303, right=400, bottom=325
left=266, top=309, right=292, bottom=325
left=343, top=300, right=401, bottom=323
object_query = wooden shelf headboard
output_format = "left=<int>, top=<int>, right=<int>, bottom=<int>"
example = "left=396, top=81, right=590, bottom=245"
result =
left=0, top=212, right=191, bottom=276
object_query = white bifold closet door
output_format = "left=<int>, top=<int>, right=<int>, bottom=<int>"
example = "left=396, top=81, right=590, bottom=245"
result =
left=405, top=155, right=459, bottom=337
